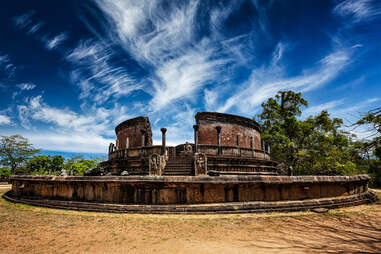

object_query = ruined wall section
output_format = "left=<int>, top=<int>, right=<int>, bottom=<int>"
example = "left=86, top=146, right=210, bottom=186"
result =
left=115, top=117, right=152, bottom=149
left=195, top=112, right=262, bottom=150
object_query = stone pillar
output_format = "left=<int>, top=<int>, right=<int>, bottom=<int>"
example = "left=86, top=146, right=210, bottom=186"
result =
left=141, top=129, right=146, bottom=147
left=161, top=128, right=167, bottom=155
left=193, top=125, right=199, bottom=153
left=216, top=126, right=222, bottom=155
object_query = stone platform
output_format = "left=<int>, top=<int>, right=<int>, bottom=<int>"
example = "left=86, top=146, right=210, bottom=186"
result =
left=3, top=174, right=377, bottom=214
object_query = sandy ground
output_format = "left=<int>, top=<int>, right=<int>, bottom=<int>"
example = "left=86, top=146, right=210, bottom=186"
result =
left=0, top=187, right=380, bottom=254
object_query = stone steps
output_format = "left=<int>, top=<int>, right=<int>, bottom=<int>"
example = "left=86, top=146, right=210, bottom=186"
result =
left=164, top=156, right=194, bottom=176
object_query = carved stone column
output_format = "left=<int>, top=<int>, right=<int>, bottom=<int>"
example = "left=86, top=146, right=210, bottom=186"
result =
left=141, top=129, right=146, bottom=147
left=216, top=125, right=222, bottom=155
left=108, top=143, right=114, bottom=160
left=161, top=128, right=167, bottom=155
left=193, top=125, right=199, bottom=153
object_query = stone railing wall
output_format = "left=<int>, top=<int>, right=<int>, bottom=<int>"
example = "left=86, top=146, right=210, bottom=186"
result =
left=9, top=175, right=372, bottom=206
left=109, top=146, right=164, bottom=160
left=206, top=156, right=277, bottom=175
left=109, top=145, right=270, bottom=160
left=197, top=144, right=270, bottom=160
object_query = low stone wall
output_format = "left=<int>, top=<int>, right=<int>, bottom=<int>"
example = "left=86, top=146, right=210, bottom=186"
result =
left=6, top=175, right=375, bottom=210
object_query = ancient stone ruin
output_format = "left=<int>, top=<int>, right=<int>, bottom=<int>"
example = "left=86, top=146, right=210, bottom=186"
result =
left=96, top=112, right=277, bottom=176
left=4, top=112, right=377, bottom=214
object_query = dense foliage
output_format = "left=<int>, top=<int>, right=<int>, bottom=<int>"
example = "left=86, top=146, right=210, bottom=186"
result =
left=257, top=91, right=380, bottom=186
left=22, top=155, right=101, bottom=176
left=0, top=135, right=102, bottom=176
left=0, top=135, right=40, bottom=174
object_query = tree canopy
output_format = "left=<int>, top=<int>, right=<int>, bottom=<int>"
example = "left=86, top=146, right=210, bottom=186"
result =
left=256, top=90, right=368, bottom=176
left=0, top=135, right=40, bottom=174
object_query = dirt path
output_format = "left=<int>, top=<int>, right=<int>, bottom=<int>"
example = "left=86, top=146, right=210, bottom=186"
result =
left=1, top=187, right=380, bottom=253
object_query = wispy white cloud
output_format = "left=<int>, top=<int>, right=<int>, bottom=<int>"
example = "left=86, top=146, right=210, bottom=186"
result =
left=150, top=104, right=196, bottom=146
left=217, top=47, right=353, bottom=114
left=271, top=42, right=286, bottom=66
left=14, top=94, right=139, bottom=152
left=28, top=22, right=43, bottom=34
left=18, top=95, right=105, bottom=133
left=334, top=0, right=381, bottom=23
left=0, top=114, right=11, bottom=125
left=366, top=97, right=380, bottom=103
left=204, top=88, right=218, bottom=111
left=3, top=131, right=111, bottom=154
left=17, top=82, right=36, bottom=91
left=45, top=33, right=67, bottom=50
left=67, top=40, right=141, bottom=103
left=0, top=55, right=8, bottom=65
left=17, top=94, right=135, bottom=134
left=13, top=11, right=43, bottom=34
left=96, top=0, right=199, bottom=65
left=13, top=11, right=35, bottom=29
left=0, top=53, right=16, bottom=78
left=332, top=97, right=380, bottom=116
left=94, top=0, right=236, bottom=109
left=303, top=99, right=346, bottom=117
left=150, top=48, right=226, bottom=110
left=12, top=82, right=37, bottom=99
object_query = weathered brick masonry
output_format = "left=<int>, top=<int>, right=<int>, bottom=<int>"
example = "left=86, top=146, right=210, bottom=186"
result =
left=115, top=117, right=152, bottom=149
left=196, top=112, right=262, bottom=149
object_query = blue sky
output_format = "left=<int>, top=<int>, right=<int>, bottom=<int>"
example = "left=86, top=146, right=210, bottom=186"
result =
left=0, top=0, right=380, bottom=153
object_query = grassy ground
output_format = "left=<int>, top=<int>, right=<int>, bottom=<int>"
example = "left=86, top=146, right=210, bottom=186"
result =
left=1, top=187, right=380, bottom=254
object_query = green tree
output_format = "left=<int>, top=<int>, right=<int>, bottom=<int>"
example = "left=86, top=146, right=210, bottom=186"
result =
left=0, top=167, right=11, bottom=177
left=50, top=155, right=64, bottom=175
left=64, top=156, right=83, bottom=172
left=25, top=155, right=51, bottom=175
left=67, top=159, right=98, bottom=176
left=355, top=107, right=381, bottom=186
left=256, top=90, right=308, bottom=168
left=257, top=90, right=361, bottom=175
left=356, top=107, right=381, bottom=147
left=0, top=135, right=40, bottom=174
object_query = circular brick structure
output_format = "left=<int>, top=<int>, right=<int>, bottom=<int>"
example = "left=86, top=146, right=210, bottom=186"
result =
left=3, top=174, right=377, bottom=214
left=196, top=112, right=262, bottom=149
left=115, top=116, right=153, bottom=150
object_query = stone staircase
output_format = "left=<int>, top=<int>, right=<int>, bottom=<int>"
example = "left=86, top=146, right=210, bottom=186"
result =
left=163, top=156, right=194, bottom=176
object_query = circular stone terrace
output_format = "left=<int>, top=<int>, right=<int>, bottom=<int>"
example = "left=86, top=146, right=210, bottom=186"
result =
left=4, top=174, right=377, bottom=214
left=3, top=112, right=378, bottom=213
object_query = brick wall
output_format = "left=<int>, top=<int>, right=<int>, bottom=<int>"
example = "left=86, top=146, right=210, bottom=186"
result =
left=115, top=117, right=152, bottom=149
left=196, top=112, right=262, bottom=149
